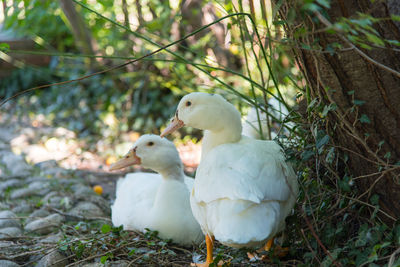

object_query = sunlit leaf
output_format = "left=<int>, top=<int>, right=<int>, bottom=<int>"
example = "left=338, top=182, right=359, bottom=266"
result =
left=101, top=224, right=112, bottom=234
left=0, top=43, right=10, bottom=53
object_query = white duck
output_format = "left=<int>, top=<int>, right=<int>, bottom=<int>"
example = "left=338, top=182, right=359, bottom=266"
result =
left=161, top=93, right=298, bottom=265
left=243, top=98, right=291, bottom=140
left=242, top=107, right=272, bottom=140
left=109, top=134, right=203, bottom=246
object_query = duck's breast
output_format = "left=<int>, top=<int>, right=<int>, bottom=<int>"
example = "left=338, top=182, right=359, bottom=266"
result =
left=111, top=172, right=161, bottom=231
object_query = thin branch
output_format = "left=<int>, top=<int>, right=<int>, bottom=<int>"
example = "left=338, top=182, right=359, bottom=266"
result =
left=46, top=206, right=112, bottom=222
left=301, top=204, right=342, bottom=267
left=341, top=195, right=396, bottom=221
left=388, top=247, right=400, bottom=267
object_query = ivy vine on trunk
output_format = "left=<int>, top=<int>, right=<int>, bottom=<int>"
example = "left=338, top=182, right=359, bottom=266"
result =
left=275, top=0, right=400, bottom=220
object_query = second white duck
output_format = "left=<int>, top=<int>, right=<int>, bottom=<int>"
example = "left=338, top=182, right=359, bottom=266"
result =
left=110, top=134, right=203, bottom=246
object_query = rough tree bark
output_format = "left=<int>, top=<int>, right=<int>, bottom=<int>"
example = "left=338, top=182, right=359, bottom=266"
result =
left=276, top=0, right=400, bottom=219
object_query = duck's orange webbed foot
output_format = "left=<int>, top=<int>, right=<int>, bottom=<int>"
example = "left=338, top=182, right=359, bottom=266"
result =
left=191, top=260, right=227, bottom=267
left=247, top=237, right=289, bottom=262
left=191, top=235, right=230, bottom=267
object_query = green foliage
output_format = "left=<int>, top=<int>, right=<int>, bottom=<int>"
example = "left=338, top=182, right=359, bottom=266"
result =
left=1, top=0, right=298, bottom=152
left=2, top=0, right=399, bottom=266
left=101, top=223, right=112, bottom=234
left=0, top=43, right=10, bottom=53
left=282, top=86, right=399, bottom=266
left=4, top=0, right=73, bottom=50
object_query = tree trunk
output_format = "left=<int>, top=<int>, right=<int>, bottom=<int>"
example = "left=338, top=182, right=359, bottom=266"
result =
left=59, top=0, right=98, bottom=65
left=180, top=0, right=242, bottom=71
left=277, top=0, right=400, bottom=219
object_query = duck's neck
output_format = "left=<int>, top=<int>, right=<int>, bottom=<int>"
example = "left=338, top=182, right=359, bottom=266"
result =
left=158, top=166, right=185, bottom=182
left=201, top=121, right=242, bottom=159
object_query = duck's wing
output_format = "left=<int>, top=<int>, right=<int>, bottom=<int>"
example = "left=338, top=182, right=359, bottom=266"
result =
left=194, top=140, right=296, bottom=204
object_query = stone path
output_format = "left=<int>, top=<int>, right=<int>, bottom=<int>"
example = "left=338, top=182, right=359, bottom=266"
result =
left=0, top=123, right=132, bottom=266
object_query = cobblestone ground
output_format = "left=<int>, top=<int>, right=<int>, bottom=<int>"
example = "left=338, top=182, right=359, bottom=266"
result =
left=0, top=119, right=126, bottom=266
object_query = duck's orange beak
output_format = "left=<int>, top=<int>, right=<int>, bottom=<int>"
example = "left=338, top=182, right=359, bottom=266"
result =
left=160, top=116, right=184, bottom=137
left=109, top=149, right=141, bottom=171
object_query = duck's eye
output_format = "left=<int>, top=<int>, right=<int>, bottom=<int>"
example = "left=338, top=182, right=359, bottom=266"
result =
left=147, top=141, right=154, bottom=146
left=186, top=101, right=192, bottom=107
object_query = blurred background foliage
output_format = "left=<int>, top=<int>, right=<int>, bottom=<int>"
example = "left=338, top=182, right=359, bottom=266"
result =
left=0, top=0, right=299, bottom=148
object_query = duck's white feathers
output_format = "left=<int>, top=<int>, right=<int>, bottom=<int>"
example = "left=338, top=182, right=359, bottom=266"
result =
left=190, top=137, right=297, bottom=247
left=112, top=173, right=160, bottom=232
left=194, top=137, right=294, bottom=204
left=112, top=173, right=202, bottom=246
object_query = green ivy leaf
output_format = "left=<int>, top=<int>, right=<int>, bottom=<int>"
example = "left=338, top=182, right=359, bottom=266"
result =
left=273, top=20, right=286, bottom=25
left=378, top=140, right=385, bottom=148
left=347, top=90, right=355, bottom=95
left=101, top=224, right=112, bottom=234
left=316, top=135, right=330, bottom=149
left=391, top=15, right=400, bottom=21
left=301, top=43, right=311, bottom=50
left=360, top=114, right=371, bottom=124
left=353, top=99, right=366, bottom=106
left=301, top=150, right=314, bottom=161
left=128, top=249, right=136, bottom=256
left=339, top=176, right=351, bottom=192
left=370, top=194, right=379, bottom=205
left=387, top=39, right=400, bottom=46
left=302, top=3, right=320, bottom=12
left=317, top=0, right=331, bottom=8
left=359, top=42, right=373, bottom=50
left=307, top=98, right=318, bottom=110
left=326, top=147, right=335, bottom=164
left=365, top=33, right=384, bottom=46
left=100, top=255, right=108, bottom=264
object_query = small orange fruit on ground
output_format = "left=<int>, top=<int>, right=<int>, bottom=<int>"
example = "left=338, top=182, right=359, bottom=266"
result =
left=106, top=156, right=117, bottom=166
left=93, top=185, right=103, bottom=195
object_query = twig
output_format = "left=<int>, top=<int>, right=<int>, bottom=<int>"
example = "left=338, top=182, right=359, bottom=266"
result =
left=0, top=247, right=50, bottom=260
left=127, top=253, right=147, bottom=267
left=353, top=166, right=400, bottom=180
left=45, top=206, right=112, bottom=222
left=388, top=247, right=400, bottom=267
left=341, top=195, right=396, bottom=221
left=170, top=246, right=192, bottom=254
left=357, top=172, right=386, bottom=200
left=300, top=228, right=321, bottom=265
left=301, top=204, right=342, bottom=267
left=0, top=235, right=40, bottom=241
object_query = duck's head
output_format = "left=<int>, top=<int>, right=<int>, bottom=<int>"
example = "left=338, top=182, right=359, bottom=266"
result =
left=109, top=134, right=182, bottom=175
left=161, top=92, right=242, bottom=137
